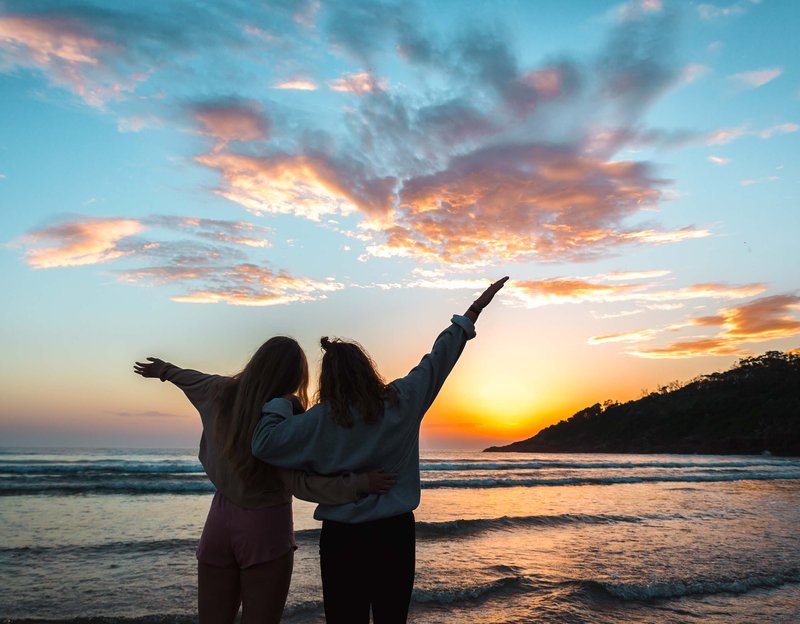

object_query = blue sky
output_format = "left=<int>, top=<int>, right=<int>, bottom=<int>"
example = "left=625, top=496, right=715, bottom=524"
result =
left=1, top=0, right=798, bottom=447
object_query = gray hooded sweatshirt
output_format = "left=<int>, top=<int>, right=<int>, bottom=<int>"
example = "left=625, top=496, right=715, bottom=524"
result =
left=252, top=315, right=476, bottom=523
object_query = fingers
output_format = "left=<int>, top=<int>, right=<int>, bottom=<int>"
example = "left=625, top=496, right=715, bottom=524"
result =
left=377, top=474, right=397, bottom=493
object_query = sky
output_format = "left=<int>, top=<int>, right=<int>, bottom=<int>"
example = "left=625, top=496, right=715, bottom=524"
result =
left=1, top=0, right=798, bottom=449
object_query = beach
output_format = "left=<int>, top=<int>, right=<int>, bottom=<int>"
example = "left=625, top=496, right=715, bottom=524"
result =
left=2, top=448, right=800, bottom=623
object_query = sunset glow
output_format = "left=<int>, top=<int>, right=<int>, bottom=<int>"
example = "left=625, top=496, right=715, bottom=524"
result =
left=1, top=0, right=798, bottom=448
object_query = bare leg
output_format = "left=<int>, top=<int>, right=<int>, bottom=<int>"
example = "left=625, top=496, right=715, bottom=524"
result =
left=239, top=549, right=294, bottom=624
left=198, top=561, right=241, bottom=624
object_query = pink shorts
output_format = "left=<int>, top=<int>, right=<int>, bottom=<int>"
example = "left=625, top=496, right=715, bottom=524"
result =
left=196, top=491, right=296, bottom=568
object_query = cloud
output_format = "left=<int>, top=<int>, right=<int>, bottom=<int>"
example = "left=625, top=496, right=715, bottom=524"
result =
left=508, top=277, right=763, bottom=309
left=15, top=216, right=273, bottom=269
left=705, top=123, right=797, bottom=146
left=272, top=79, right=318, bottom=90
left=631, top=338, right=745, bottom=358
left=143, top=216, right=272, bottom=248
left=0, top=12, right=123, bottom=107
left=759, top=123, right=799, bottom=139
left=0, top=2, right=322, bottom=110
left=707, top=155, right=731, bottom=166
left=190, top=99, right=270, bottom=147
left=329, top=71, right=386, bottom=94
left=194, top=150, right=396, bottom=220
left=18, top=218, right=144, bottom=268
left=15, top=214, right=337, bottom=306
left=404, top=272, right=764, bottom=311
left=720, top=295, right=800, bottom=341
left=598, top=270, right=671, bottom=281
left=589, top=328, right=658, bottom=344
left=705, top=126, right=748, bottom=145
left=4, top=2, right=748, bottom=281
left=729, top=67, right=783, bottom=88
left=121, top=264, right=343, bottom=307
left=358, top=144, right=709, bottom=265
left=697, top=0, right=761, bottom=20
left=627, top=294, right=800, bottom=358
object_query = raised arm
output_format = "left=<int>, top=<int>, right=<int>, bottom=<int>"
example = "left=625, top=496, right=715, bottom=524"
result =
left=392, top=277, right=508, bottom=419
left=133, top=357, right=226, bottom=408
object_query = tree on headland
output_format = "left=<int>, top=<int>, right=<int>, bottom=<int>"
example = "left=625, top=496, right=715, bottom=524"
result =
left=485, top=351, right=800, bottom=456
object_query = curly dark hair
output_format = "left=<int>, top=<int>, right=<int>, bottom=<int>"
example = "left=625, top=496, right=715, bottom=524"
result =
left=317, top=336, right=398, bottom=427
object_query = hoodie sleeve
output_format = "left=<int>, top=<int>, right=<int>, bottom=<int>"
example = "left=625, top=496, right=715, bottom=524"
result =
left=389, top=315, right=476, bottom=420
left=160, top=364, right=227, bottom=411
left=252, top=399, right=325, bottom=471
left=279, top=469, right=370, bottom=504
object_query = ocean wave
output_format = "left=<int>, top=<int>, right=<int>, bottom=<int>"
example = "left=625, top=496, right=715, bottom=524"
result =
left=573, top=569, right=800, bottom=602
left=413, top=513, right=652, bottom=537
left=0, top=462, right=204, bottom=475
left=0, top=576, right=530, bottom=623
left=419, top=459, right=792, bottom=471
left=412, top=575, right=531, bottom=605
left=3, top=470, right=800, bottom=496
left=0, top=481, right=215, bottom=496
left=0, top=538, right=199, bottom=558
left=1, top=617, right=196, bottom=624
left=2, top=512, right=684, bottom=561
left=421, top=471, right=800, bottom=489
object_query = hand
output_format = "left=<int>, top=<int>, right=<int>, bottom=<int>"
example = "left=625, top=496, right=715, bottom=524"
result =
left=280, top=394, right=305, bottom=415
left=473, top=276, right=509, bottom=311
left=365, top=468, right=397, bottom=495
left=133, top=357, right=168, bottom=379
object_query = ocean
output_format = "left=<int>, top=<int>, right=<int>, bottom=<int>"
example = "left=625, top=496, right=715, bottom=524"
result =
left=1, top=448, right=799, bottom=623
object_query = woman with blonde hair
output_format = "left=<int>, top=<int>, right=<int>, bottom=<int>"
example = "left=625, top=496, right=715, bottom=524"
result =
left=252, top=278, right=508, bottom=623
left=134, top=336, right=393, bottom=624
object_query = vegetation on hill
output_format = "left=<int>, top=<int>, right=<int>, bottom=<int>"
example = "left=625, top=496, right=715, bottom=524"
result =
left=485, top=351, right=800, bottom=456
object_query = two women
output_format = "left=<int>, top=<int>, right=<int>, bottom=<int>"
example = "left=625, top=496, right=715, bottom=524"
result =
left=252, top=276, right=508, bottom=622
left=134, top=337, right=393, bottom=623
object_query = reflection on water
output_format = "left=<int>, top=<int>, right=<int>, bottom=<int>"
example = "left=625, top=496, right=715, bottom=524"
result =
left=1, top=449, right=799, bottom=623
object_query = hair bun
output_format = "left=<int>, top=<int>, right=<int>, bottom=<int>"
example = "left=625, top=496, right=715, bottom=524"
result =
left=320, top=336, right=332, bottom=350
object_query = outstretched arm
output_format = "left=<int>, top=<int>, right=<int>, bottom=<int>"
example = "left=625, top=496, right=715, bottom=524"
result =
left=133, top=357, right=225, bottom=408
left=464, top=276, right=508, bottom=324
left=392, top=277, right=509, bottom=419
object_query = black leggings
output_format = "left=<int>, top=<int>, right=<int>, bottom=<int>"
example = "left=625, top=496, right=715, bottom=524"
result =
left=319, top=511, right=415, bottom=624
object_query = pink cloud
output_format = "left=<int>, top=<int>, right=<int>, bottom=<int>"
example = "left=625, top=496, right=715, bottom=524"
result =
left=19, top=218, right=143, bottom=268
left=707, top=155, right=731, bottom=166
left=191, top=100, right=270, bottom=146
left=194, top=150, right=396, bottom=220
left=588, top=328, right=658, bottom=344
left=122, top=264, right=342, bottom=307
left=0, top=13, right=151, bottom=108
left=519, top=68, right=563, bottom=98
left=759, top=123, right=799, bottom=139
left=508, top=277, right=763, bottom=309
left=358, top=143, right=707, bottom=266
left=729, top=67, right=782, bottom=88
left=16, top=214, right=338, bottom=306
left=628, top=294, right=800, bottom=358
left=272, top=79, right=318, bottom=90
left=599, top=270, right=671, bottom=281
left=630, top=338, right=745, bottom=359
left=705, top=127, right=748, bottom=145
left=329, top=71, right=386, bottom=95
left=721, top=295, right=800, bottom=341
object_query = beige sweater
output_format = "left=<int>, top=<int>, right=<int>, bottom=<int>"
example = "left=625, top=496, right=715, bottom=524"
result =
left=161, top=364, right=369, bottom=509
